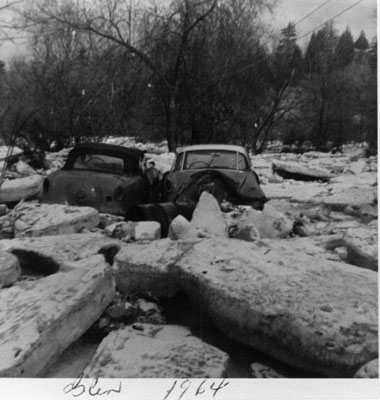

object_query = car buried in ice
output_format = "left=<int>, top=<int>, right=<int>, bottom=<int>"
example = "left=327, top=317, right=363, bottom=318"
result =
left=161, top=144, right=268, bottom=210
left=42, top=143, right=159, bottom=215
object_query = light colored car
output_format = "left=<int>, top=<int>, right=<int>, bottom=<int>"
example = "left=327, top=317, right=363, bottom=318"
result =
left=161, top=144, right=267, bottom=209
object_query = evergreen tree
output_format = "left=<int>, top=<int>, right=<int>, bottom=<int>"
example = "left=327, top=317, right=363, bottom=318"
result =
left=278, top=22, right=297, bottom=52
left=304, top=32, right=318, bottom=73
left=354, top=30, right=369, bottom=50
left=305, top=24, right=336, bottom=73
left=368, top=38, right=377, bottom=71
left=365, top=38, right=377, bottom=155
left=291, top=46, right=303, bottom=78
left=334, top=28, right=354, bottom=68
left=302, top=24, right=338, bottom=150
left=274, top=22, right=303, bottom=82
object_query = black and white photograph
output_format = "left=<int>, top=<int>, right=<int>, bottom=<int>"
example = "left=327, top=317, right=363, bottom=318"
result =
left=0, top=0, right=377, bottom=398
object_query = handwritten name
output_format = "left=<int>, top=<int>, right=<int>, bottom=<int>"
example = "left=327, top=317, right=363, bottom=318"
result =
left=63, top=374, right=122, bottom=397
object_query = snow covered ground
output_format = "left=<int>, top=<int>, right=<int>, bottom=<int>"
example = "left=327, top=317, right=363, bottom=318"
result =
left=0, top=139, right=377, bottom=379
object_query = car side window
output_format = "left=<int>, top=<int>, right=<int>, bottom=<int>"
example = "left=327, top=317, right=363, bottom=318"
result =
left=72, top=154, right=124, bottom=174
left=73, top=155, right=87, bottom=169
left=174, top=153, right=184, bottom=171
left=237, top=153, right=249, bottom=170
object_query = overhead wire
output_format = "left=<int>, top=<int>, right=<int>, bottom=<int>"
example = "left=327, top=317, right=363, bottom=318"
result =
left=221, top=0, right=366, bottom=77
left=298, top=0, right=365, bottom=40
left=234, top=0, right=333, bottom=72
left=235, top=0, right=333, bottom=69
left=294, top=0, right=331, bottom=26
left=0, top=0, right=367, bottom=97
left=198, top=0, right=367, bottom=138
left=0, top=35, right=31, bottom=41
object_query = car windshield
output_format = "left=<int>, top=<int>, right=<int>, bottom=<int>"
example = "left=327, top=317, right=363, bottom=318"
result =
left=183, top=150, right=248, bottom=171
left=72, top=153, right=132, bottom=175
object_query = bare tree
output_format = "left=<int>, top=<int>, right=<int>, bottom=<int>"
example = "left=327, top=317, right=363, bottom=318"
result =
left=19, top=0, right=218, bottom=151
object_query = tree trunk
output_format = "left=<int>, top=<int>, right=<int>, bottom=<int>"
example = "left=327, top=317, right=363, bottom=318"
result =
left=166, top=98, right=179, bottom=152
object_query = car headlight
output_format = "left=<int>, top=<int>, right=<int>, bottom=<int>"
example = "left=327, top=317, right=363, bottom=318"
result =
left=164, top=179, right=172, bottom=193
left=114, top=186, right=124, bottom=201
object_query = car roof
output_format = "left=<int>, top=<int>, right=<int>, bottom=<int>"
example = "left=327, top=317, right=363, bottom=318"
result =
left=69, top=143, right=145, bottom=160
left=178, top=144, right=248, bottom=155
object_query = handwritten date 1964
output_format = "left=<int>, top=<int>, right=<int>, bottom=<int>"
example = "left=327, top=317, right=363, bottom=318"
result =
left=163, top=379, right=230, bottom=400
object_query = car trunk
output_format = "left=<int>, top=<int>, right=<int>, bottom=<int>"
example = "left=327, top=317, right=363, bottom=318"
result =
left=42, top=170, right=146, bottom=215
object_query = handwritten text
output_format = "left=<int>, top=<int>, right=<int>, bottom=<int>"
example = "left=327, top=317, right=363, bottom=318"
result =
left=63, top=374, right=122, bottom=397
left=163, top=379, right=230, bottom=400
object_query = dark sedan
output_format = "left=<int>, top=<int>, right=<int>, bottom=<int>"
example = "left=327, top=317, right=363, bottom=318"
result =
left=42, top=143, right=157, bottom=215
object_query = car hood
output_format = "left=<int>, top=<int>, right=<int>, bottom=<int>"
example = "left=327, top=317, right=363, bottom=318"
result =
left=233, top=171, right=267, bottom=202
left=169, top=169, right=267, bottom=206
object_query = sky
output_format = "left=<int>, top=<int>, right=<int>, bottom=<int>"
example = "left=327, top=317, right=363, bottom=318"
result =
left=272, top=0, right=377, bottom=48
left=0, top=0, right=377, bottom=62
